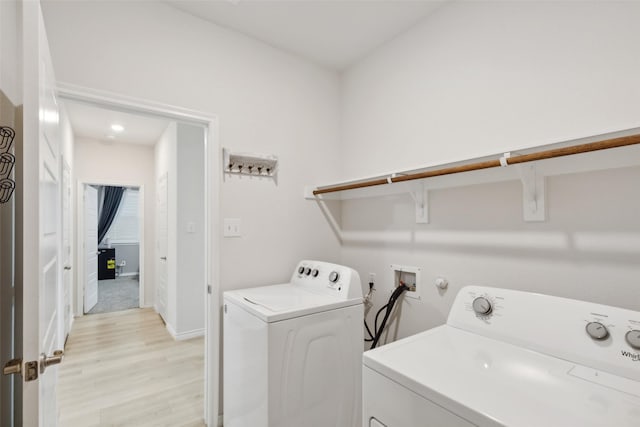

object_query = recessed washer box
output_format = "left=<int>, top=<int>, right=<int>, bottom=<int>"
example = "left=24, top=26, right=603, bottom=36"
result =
left=390, top=264, right=421, bottom=300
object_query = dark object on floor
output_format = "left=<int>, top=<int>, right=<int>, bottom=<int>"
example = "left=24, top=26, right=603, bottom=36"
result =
left=98, top=248, right=116, bottom=280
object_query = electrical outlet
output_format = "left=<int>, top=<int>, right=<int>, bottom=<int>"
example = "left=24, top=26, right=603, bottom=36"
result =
left=368, top=273, right=376, bottom=285
left=223, top=218, right=242, bottom=237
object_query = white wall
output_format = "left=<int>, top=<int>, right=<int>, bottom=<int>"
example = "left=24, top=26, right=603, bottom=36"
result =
left=74, top=137, right=155, bottom=307
left=340, top=1, right=640, bottom=343
left=176, top=123, right=205, bottom=335
left=42, top=1, right=344, bottom=296
left=341, top=1, right=640, bottom=179
left=155, top=122, right=206, bottom=337
left=0, top=0, right=20, bottom=105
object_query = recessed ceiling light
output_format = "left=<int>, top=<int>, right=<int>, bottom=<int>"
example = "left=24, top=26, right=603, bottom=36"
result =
left=111, top=124, right=124, bottom=133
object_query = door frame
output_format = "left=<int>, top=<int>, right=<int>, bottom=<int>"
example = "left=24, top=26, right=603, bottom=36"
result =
left=76, top=181, right=146, bottom=314
left=58, top=82, right=220, bottom=426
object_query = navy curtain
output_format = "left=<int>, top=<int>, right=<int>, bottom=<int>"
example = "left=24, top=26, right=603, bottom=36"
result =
left=98, top=186, right=125, bottom=244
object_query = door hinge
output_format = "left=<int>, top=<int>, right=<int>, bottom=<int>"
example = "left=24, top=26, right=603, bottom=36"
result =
left=207, top=284, right=212, bottom=294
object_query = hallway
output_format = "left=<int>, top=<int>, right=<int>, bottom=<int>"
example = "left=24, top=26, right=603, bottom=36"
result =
left=57, top=308, right=204, bottom=427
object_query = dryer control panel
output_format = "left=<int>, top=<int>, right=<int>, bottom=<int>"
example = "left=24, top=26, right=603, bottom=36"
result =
left=448, top=286, right=640, bottom=384
left=292, top=260, right=363, bottom=301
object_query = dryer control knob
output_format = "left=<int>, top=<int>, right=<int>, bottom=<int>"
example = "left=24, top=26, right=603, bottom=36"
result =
left=304, top=267, right=311, bottom=276
left=585, top=322, right=609, bottom=340
left=329, top=271, right=340, bottom=283
left=298, top=266, right=305, bottom=275
left=625, top=330, right=640, bottom=349
left=472, top=297, right=492, bottom=316
left=312, top=269, right=319, bottom=277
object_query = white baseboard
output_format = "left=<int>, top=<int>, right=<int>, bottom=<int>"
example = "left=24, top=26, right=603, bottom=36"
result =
left=166, top=324, right=205, bottom=341
left=118, top=272, right=138, bottom=277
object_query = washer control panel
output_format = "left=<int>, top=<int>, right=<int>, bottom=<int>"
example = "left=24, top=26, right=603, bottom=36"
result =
left=448, top=286, right=640, bottom=383
left=292, top=260, right=362, bottom=300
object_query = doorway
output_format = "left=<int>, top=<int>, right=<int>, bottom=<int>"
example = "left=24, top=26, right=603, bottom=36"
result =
left=58, top=89, right=218, bottom=425
left=83, top=184, right=142, bottom=315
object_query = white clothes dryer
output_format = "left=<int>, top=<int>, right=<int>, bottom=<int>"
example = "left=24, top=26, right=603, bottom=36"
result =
left=363, top=286, right=640, bottom=427
left=223, top=260, right=363, bottom=427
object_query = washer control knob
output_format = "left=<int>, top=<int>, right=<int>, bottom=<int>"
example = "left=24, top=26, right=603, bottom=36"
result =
left=311, top=269, right=319, bottom=277
left=298, top=266, right=305, bottom=275
left=625, top=330, right=640, bottom=350
left=329, top=271, right=340, bottom=283
left=585, top=322, right=609, bottom=340
left=472, top=297, right=492, bottom=316
left=304, top=267, right=311, bottom=276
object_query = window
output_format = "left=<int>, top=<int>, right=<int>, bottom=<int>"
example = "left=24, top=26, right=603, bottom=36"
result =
left=104, top=188, right=139, bottom=244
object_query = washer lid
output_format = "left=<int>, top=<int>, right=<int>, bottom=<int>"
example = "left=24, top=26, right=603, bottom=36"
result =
left=224, top=283, right=362, bottom=322
left=363, top=326, right=640, bottom=427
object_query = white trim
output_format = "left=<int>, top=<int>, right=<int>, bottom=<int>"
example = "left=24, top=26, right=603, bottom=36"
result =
left=58, top=82, right=213, bottom=125
left=60, top=83, right=220, bottom=426
left=166, top=326, right=205, bottom=341
left=117, top=272, right=138, bottom=278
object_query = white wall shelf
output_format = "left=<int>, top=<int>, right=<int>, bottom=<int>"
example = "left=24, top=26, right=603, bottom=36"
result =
left=304, top=128, right=640, bottom=222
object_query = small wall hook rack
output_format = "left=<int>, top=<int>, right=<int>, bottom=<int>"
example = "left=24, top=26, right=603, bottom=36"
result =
left=223, top=148, right=278, bottom=178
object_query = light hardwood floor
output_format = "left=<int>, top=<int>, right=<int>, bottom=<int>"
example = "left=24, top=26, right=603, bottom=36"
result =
left=57, top=308, right=205, bottom=427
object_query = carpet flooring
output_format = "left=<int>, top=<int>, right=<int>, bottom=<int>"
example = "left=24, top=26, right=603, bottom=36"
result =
left=87, top=276, right=139, bottom=315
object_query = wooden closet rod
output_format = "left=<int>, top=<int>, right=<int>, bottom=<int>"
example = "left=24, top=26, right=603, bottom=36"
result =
left=313, top=133, right=640, bottom=195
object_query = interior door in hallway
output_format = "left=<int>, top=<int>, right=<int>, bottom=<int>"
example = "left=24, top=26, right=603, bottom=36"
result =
left=19, top=2, right=64, bottom=425
left=84, top=185, right=98, bottom=313
left=61, top=161, right=72, bottom=339
left=156, top=173, right=168, bottom=321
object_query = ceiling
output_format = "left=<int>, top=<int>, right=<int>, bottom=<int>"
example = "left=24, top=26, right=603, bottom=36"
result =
left=64, top=101, right=171, bottom=146
left=165, top=0, right=445, bottom=69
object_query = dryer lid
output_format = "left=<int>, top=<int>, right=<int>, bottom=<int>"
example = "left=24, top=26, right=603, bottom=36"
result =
left=363, top=325, right=640, bottom=427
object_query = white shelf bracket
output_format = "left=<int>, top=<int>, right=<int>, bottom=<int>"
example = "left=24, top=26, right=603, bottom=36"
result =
left=516, top=164, right=545, bottom=222
left=410, top=182, right=429, bottom=224
left=303, top=186, right=317, bottom=200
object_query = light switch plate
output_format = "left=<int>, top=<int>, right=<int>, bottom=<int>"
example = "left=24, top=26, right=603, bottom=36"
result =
left=223, top=218, right=241, bottom=237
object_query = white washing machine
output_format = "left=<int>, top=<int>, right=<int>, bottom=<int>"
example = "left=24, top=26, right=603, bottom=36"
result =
left=223, top=260, right=363, bottom=427
left=363, top=286, right=640, bottom=427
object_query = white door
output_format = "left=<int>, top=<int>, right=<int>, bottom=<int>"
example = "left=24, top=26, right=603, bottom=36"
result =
left=20, top=2, right=63, bottom=425
left=156, top=173, right=168, bottom=321
left=61, top=161, right=72, bottom=340
left=83, top=186, right=98, bottom=313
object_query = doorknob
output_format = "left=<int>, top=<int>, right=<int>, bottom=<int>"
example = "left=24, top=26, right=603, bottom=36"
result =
left=64, top=265, right=72, bottom=270
left=39, top=350, right=64, bottom=374
left=160, top=256, right=167, bottom=260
